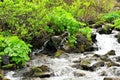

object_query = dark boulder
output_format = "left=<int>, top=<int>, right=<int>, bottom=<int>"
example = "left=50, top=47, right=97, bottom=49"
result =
left=97, top=24, right=112, bottom=34
left=104, top=50, right=116, bottom=56
left=91, top=33, right=97, bottom=43
left=116, top=32, right=120, bottom=43
left=1, top=55, right=10, bottom=65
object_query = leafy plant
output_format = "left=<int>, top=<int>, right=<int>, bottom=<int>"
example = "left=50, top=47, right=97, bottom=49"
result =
left=0, top=0, right=52, bottom=43
left=102, top=12, right=120, bottom=22
left=0, top=35, right=31, bottom=65
left=114, top=19, right=120, bottom=30
left=61, top=0, right=115, bottom=22
left=49, top=7, right=86, bottom=46
left=79, top=27, right=92, bottom=40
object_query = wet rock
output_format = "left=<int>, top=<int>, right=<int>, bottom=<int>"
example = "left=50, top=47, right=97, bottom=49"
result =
left=72, top=54, right=106, bottom=71
left=43, top=38, right=57, bottom=55
left=104, top=77, right=120, bottom=80
left=61, top=43, right=72, bottom=53
left=97, top=25, right=112, bottom=34
left=104, top=50, right=116, bottom=56
left=55, top=50, right=69, bottom=58
left=40, top=65, right=51, bottom=72
left=75, top=34, right=93, bottom=53
left=2, top=64, right=14, bottom=69
left=24, top=65, right=53, bottom=78
left=99, top=70, right=107, bottom=76
left=117, top=32, right=120, bottom=43
left=106, top=61, right=120, bottom=67
left=100, top=55, right=110, bottom=61
left=1, top=55, right=10, bottom=65
left=62, top=33, right=92, bottom=53
left=80, top=65, right=93, bottom=71
left=43, top=32, right=68, bottom=55
left=73, top=71, right=85, bottom=77
left=54, top=49, right=65, bottom=58
left=91, top=33, right=97, bottom=43
left=31, top=32, right=51, bottom=49
left=113, top=56, right=120, bottom=62
left=92, top=61, right=104, bottom=70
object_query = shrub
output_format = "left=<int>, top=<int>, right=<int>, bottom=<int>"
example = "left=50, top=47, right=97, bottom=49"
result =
left=62, top=0, right=115, bottom=22
left=0, top=35, right=31, bottom=65
left=49, top=7, right=91, bottom=46
left=101, top=12, right=120, bottom=22
left=114, top=19, right=120, bottom=30
left=0, top=0, right=53, bottom=43
left=79, top=27, right=92, bottom=41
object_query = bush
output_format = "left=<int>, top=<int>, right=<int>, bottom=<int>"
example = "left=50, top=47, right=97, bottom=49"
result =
left=101, top=12, right=120, bottom=22
left=114, top=19, right=120, bottom=30
left=0, top=0, right=53, bottom=43
left=0, top=35, right=31, bottom=65
left=62, top=0, right=115, bottom=22
left=49, top=7, right=91, bottom=46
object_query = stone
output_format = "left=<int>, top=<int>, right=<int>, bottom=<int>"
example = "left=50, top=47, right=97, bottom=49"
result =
left=75, top=33, right=93, bottom=53
left=104, top=50, right=116, bottom=56
left=54, top=49, right=64, bottom=58
left=91, top=33, right=97, bottom=43
left=106, top=61, right=120, bottom=67
left=24, top=65, right=54, bottom=78
left=99, top=70, right=107, bottom=76
left=73, top=71, right=85, bottom=77
left=97, top=25, right=112, bottom=34
left=117, top=32, right=120, bottom=43
left=1, top=55, right=10, bottom=65
left=91, top=61, right=104, bottom=70
left=104, top=77, right=120, bottom=80
left=2, top=64, right=14, bottom=69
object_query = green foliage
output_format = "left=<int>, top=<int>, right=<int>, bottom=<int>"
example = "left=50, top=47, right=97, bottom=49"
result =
left=0, top=35, right=31, bottom=65
left=102, top=12, right=120, bottom=22
left=50, top=7, right=86, bottom=46
left=79, top=27, right=92, bottom=40
left=0, top=0, right=52, bottom=42
left=62, top=0, right=115, bottom=22
left=114, top=19, right=120, bottom=29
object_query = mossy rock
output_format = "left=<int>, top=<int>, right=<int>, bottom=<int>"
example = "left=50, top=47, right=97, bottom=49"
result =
left=2, top=64, right=14, bottom=69
left=24, top=65, right=53, bottom=78
left=54, top=50, right=64, bottom=57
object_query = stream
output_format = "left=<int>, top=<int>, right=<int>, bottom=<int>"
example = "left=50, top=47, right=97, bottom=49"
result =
left=5, top=29, right=120, bottom=80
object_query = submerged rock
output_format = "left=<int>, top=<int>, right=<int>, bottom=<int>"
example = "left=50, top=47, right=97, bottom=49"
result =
left=73, top=71, right=85, bottom=77
left=24, top=65, right=54, bottom=78
left=104, top=77, right=120, bottom=80
left=72, top=54, right=105, bottom=71
left=104, top=50, right=116, bottom=56
left=98, top=70, right=107, bottom=76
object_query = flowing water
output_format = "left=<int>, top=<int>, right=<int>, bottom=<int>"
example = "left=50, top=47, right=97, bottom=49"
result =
left=5, top=29, right=120, bottom=80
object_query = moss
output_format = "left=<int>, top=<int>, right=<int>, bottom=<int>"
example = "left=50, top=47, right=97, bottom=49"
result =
left=54, top=50, right=63, bottom=57
left=2, top=64, right=14, bottom=69
left=81, top=59, right=91, bottom=65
